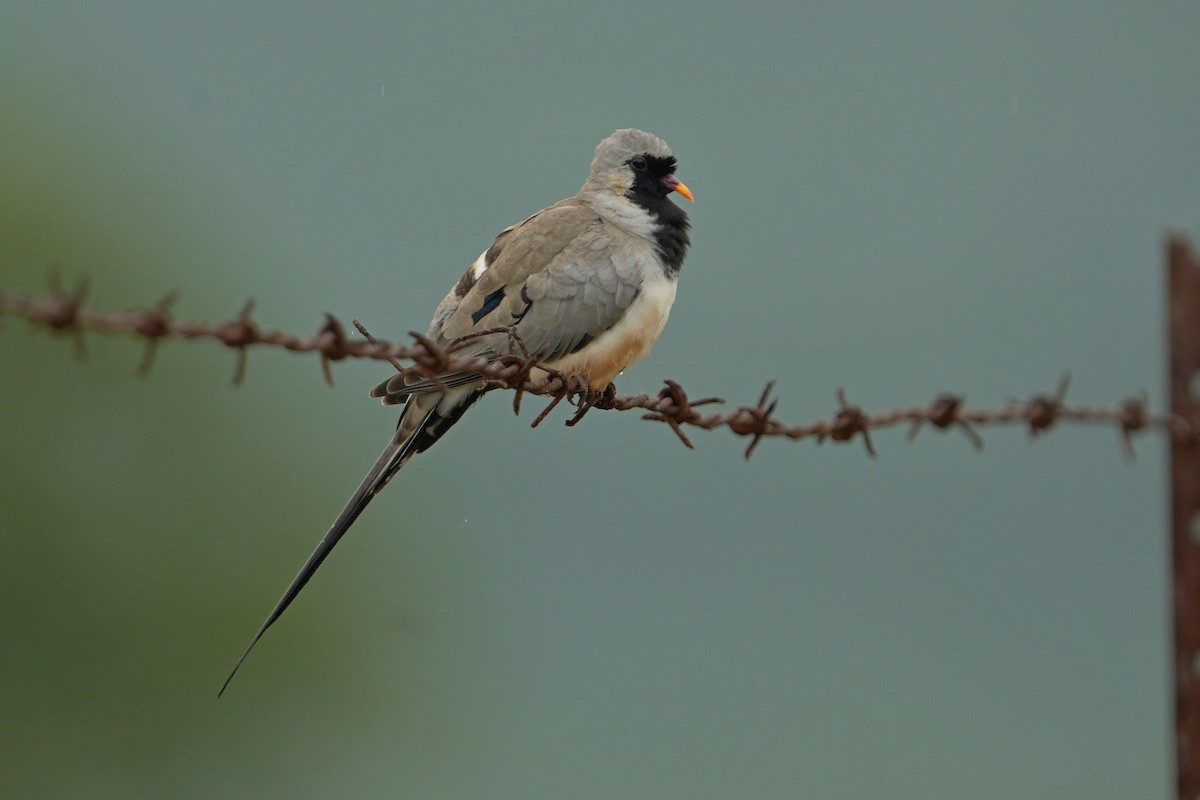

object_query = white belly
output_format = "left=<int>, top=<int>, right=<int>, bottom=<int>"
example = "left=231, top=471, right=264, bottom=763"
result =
left=546, top=278, right=678, bottom=389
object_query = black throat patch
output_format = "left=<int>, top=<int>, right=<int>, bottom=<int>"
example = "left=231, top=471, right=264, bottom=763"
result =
left=626, top=155, right=691, bottom=278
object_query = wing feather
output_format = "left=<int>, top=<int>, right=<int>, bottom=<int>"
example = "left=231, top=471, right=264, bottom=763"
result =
left=371, top=199, right=646, bottom=404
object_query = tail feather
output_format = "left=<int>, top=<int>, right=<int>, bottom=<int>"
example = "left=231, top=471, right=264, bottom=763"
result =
left=218, top=390, right=472, bottom=697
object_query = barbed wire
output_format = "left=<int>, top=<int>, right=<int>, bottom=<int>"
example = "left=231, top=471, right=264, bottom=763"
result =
left=1, top=278, right=1187, bottom=459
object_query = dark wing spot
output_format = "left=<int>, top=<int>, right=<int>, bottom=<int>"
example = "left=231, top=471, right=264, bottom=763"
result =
left=511, top=284, right=533, bottom=323
left=471, top=286, right=506, bottom=325
left=454, top=267, right=478, bottom=298
left=485, top=237, right=505, bottom=265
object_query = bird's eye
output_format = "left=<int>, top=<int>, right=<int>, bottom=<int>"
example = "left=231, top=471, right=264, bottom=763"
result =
left=629, top=156, right=648, bottom=172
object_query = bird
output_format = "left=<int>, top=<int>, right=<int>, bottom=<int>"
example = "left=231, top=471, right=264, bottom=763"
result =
left=218, top=128, right=693, bottom=696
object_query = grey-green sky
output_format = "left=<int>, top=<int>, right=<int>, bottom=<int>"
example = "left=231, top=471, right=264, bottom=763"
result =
left=2, top=2, right=1196, bottom=798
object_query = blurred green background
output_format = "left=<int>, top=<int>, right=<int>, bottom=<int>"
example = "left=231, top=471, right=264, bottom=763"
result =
left=1, top=2, right=1195, bottom=798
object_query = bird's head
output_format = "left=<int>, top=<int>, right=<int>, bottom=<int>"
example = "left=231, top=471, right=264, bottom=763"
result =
left=585, top=128, right=694, bottom=205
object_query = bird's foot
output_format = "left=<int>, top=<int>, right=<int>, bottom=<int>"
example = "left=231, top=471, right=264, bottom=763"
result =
left=564, top=375, right=615, bottom=427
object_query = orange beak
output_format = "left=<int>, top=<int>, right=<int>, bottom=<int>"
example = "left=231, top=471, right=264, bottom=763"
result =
left=662, top=174, right=694, bottom=202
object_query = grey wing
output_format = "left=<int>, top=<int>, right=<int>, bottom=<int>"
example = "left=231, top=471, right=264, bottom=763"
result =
left=373, top=203, right=640, bottom=403
left=509, top=234, right=642, bottom=361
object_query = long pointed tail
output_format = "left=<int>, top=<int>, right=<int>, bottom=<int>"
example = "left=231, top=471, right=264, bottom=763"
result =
left=217, top=396, right=445, bottom=697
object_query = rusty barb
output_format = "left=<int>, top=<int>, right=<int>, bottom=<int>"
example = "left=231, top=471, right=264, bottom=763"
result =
left=0, top=277, right=1189, bottom=460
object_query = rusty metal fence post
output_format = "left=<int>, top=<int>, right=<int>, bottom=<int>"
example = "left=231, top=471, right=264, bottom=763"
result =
left=1169, top=236, right=1200, bottom=800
